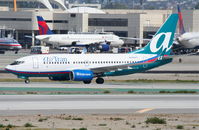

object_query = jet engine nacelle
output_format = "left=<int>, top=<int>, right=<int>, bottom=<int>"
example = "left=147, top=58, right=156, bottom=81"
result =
left=99, top=43, right=110, bottom=52
left=70, top=70, right=94, bottom=81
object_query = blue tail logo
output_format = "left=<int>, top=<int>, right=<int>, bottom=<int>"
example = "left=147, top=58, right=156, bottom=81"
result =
left=131, top=14, right=178, bottom=55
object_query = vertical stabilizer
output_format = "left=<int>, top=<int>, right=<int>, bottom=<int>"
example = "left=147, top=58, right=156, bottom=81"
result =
left=177, top=5, right=186, bottom=35
left=37, top=16, right=54, bottom=35
left=131, top=14, right=178, bottom=55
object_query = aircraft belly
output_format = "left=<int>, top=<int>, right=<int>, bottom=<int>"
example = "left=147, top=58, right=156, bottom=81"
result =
left=0, top=45, right=11, bottom=50
left=14, top=71, right=70, bottom=78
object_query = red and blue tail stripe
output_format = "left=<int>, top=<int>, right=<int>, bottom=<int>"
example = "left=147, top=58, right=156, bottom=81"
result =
left=37, top=16, right=53, bottom=35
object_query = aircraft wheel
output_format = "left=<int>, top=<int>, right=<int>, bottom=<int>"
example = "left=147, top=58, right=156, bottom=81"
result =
left=49, top=77, right=53, bottom=80
left=96, top=77, right=104, bottom=84
left=25, top=79, right=30, bottom=84
left=72, top=42, right=76, bottom=46
left=83, top=80, right=91, bottom=84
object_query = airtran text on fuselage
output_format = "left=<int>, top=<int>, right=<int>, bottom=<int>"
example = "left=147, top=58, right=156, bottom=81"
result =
left=43, top=56, right=67, bottom=63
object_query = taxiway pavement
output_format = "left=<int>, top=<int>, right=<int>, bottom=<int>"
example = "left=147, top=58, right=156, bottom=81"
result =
left=0, top=95, right=198, bottom=116
left=0, top=81, right=198, bottom=89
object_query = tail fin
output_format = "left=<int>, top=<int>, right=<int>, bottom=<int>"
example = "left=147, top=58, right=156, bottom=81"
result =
left=177, top=5, right=186, bottom=34
left=131, top=14, right=178, bottom=55
left=37, top=16, right=54, bottom=35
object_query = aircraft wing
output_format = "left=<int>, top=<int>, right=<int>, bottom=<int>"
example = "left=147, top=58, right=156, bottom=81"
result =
left=120, top=37, right=151, bottom=41
left=35, top=35, right=51, bottom=41
left=163, top=53, right=196, bottom=60
left=90, top=59, right=158, bottom=74
left=75, top=40, right=106, bottom=45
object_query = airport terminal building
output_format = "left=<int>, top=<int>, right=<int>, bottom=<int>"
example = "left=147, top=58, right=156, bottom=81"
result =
left=0, top=0, right=199, bottom=48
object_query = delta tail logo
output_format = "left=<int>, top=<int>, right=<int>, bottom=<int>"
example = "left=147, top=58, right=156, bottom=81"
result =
left=37, top=16, right=53, bottom=35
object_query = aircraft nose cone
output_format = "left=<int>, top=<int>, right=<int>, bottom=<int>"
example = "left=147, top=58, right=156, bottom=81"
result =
left=119, top=39, right=124, bottom=45
left=5, top=65, right=15, bottom=73
left=18, top=45, right=22, bottom=49
left=120, top=39, right=124, bottom=44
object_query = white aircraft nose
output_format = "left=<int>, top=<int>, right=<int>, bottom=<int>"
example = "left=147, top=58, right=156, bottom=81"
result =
left=19, top=45, right=22, bottom=49
left=120, top=39, right=124, bottom=45
left=5, top=65, right=15, bottom=72
left=116, top=39, right=124, bottom=45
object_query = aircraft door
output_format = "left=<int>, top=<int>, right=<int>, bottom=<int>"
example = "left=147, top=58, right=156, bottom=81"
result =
left=32, top=57, right=39, bottom=69
left=85, top=60, right=90, bottom=67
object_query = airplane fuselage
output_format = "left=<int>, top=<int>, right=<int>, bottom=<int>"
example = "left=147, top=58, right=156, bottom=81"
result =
left=35, top=33, right=124, bottom=46
left=0, top=38, right=22, bottom=52
left=178, top=32, right=199, bottom=48
left=5, top=53, right=171, bottom=80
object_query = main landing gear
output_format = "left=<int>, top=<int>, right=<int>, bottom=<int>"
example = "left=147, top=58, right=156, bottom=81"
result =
left=96, top=77, right=104, bottom=84
left=83, top=80, right=92, bottom=84
left=24, top=79, right=30, bottom=84
left=83, top=77, right=105, bottom=84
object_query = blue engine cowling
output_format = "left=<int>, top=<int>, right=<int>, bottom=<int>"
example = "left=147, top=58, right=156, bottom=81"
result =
left=99, top=43, right=110, bottom=52
left=71, top=70, right=94, bottom=81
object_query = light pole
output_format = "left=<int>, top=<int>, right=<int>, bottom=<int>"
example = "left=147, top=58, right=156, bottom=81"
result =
left=13, top=0, right=17, bottom=12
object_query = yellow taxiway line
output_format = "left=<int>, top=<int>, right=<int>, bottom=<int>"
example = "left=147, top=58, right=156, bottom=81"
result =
left=136, top=108, right=154, bottom=113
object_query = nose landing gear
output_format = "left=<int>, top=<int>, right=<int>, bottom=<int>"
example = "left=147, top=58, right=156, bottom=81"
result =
left=25, top=79, right=30, bottom=84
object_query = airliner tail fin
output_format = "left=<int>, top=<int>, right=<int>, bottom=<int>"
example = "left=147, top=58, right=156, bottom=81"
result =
left=131, top=14, right=178, bottom=55
left=177, top=5, right=186, bottom=35
left=37, top=16, right=54, bottom=35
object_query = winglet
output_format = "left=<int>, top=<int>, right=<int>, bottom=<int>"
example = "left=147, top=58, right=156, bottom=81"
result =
left=37, top=16, right=54, bottom=35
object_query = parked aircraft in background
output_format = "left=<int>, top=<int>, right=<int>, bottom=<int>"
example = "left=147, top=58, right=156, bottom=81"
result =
left=5, top=14, right=178, bottom=84
left=0, top=38, right=22, bottom=54
left=35, top=16, right=124, bottom=52
left=176, top=5, right=199, bottom=49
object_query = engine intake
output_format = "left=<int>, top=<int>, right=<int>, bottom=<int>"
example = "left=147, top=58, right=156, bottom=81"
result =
left=99, top=43, right=110, bottom=52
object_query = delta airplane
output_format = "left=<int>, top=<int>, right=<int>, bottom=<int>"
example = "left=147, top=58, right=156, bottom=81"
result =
left=5, top=14, right=178, bottom=84
left=176, top=5, right=199, bottom=49
left=35, top=16, right=124, bottom=51
left=0, top=38, right=22, bottom=54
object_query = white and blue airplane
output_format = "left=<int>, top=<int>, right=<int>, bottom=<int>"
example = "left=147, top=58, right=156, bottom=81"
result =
left=5, top=14, right=178, bottom=84
left=36, top=16, right=124, bottom=51
left=176, top=5, right=199, bottom=49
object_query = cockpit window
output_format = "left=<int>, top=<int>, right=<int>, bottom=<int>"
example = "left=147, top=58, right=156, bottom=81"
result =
left=10, top=61, right=25, bottom=65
